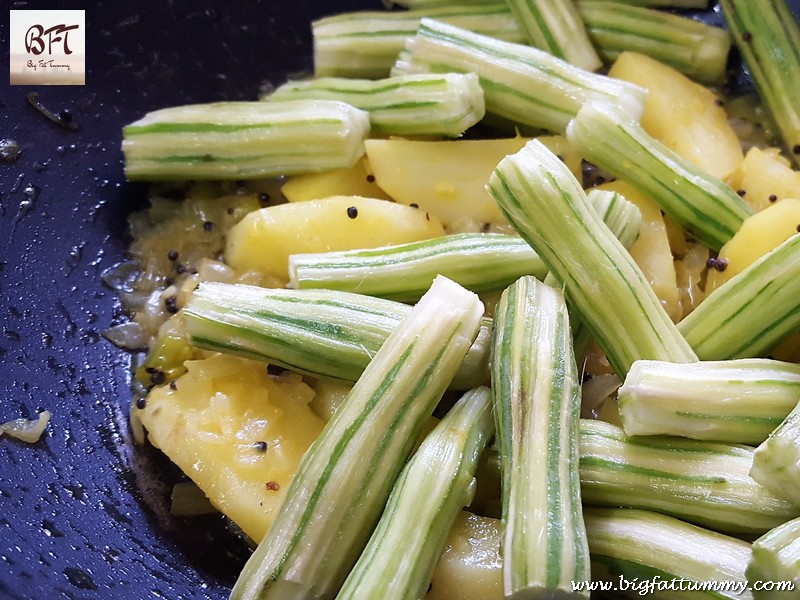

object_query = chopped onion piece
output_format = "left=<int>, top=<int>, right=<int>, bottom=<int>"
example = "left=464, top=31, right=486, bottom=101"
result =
left=197, top=258, right=235, bottom=283
left=0, top=410, right=51, bottom=443
left=581, top=374, right=622, bottom=418
left=102, top=322, right=149, bottom=350
left=101, top=260, right=141, bottom=294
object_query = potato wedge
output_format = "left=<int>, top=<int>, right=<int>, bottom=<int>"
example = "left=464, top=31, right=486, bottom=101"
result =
left=706, top=198, right=800, bottom=292
left=366, top=136, right=581, bottom=230
left=725, top=147, right=800, bottom=213
left=610, top=51, right=742, bottom=180
left=225, top=195, right=445, bottom=282
left=426, top=512, right=502, bottom=600
left=599, top=180, right=681, bottom=322
left=281, top=156, right=391, bottom=202
left=138, top=354, right=324, bottom=542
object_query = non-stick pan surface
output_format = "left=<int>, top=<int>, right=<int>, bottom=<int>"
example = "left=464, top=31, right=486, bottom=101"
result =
left=0, top=2, right=793, bottom=599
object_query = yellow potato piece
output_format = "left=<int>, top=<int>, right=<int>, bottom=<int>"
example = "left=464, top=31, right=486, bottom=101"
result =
left=225, top=195, right=445, bottom=282
left=138, top=353, right=324, bottom=542
left=426, top=512, right=502, bottom=600
left=725, top=147, right=800, bottom=213
left=706, top=198, right=800, bottom=292
left=281, top=156, right=391, bottom=202
left=599, top=181, right=681, bottom=322
left=706, top=198, right=800, bottom=360
left=609, top=52, right=743, bottom=180
left=366, top=136, right=582, bottom=230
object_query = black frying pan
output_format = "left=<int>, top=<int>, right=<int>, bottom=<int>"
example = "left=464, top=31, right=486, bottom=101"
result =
left=0, top=2, right=791, bottom=598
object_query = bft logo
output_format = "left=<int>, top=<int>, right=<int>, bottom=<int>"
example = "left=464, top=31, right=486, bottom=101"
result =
left=10, top=10, right=86, bottom=85
left=25, top=23, right=80, bottom=56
